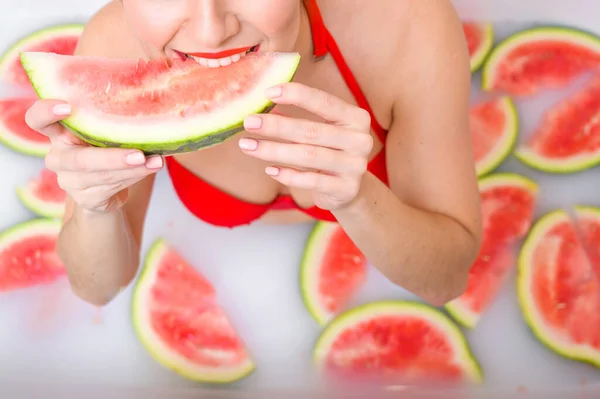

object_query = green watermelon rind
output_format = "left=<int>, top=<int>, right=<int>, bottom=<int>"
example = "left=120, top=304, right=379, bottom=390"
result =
left=312, top=301, right=484, bottom=384
left=0, top=23, right=84, bottom=82
left=514, top=146, right=600, bottom=175
left=15, top=181, right=65, bottom=220
left=475, top=96, right=519, bottom=177
left=131, top=238, right=256, bottom=384
left=469, top=22, right=495, bottom=74
left=517, top=209, right=600, bottom=368
left=0, top=217, right=62, bottom=253
left=19, top=52, right=302, bottom=156
left=299, top=221, right=363, bottom=326
left=445, top=172, right=538, bottom=329
left=481, top=25, right=600, bottom=93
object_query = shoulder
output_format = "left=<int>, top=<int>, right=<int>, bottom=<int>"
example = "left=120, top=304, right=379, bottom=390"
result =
left=75, top=0, right=144, bottom=58
left=319, top=0, right=469, bottom=112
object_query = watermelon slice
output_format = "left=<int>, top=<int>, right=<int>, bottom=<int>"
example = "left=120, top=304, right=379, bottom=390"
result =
left=19, top=51, right=301, bottom=155
left=482, top=26, right=600, bottom=96
left=16, top=168, right=67, bottom=219
left=517, top=210, right=600, bottom=368
left=131, top=238, right=255, bottom=383
left=312, top=301, right=483, bottom=385
left=445, top=173, right=538, bottom=328
left=0, top=24, right=83, bottom=86
left=514, top=74, right=600, bottom=174
left=470, top=96, right=519, bottom=177
left=300, top=221, right=368, bottom=326
left=0, top=218, right=66, bottom=292
left=0, top=97, right=50, bottom=157
left=462, top=21, right=494, bottom=73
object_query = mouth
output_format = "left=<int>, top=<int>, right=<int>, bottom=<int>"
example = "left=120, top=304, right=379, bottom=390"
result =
left=176, top=45, right=260, bottom=68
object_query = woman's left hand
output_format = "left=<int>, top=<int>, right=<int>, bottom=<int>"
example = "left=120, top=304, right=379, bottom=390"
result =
left=239, top=82, right=374, bottom=211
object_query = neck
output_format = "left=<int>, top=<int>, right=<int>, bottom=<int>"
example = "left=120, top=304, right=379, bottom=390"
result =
left=294, top=1, right=319, bottom=70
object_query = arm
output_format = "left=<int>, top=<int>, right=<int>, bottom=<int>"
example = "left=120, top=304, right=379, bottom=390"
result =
left=332, top=1, right=482, bottom=305
left=56, top=2, right=156, bottom=306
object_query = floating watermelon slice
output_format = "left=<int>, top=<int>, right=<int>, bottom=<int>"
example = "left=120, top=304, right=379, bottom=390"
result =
left=312, top=301, right=483, bottom=385
left=0, top=218, right=66, bottom=292
left=16, top=168, right=66, bottom=219
left=482, top=26, right=600, bottom=96
left=470, top=96, right=519, bottom=177
left=515, top=75, right=600, bottom=174
left=0, top=24, right=83, bottom=86
left=0, top=97, right=50, bottom=157
left=20, top=51, right=301, bottom=155
left=300, top=221, right=368, bottom=326
left=445, top=173, right=538, bottom=328
left=517, top=209, right=600, bottom=368
left=462, top=21, right=494, bottom=73
left=131, top=238, right=255, bottom=383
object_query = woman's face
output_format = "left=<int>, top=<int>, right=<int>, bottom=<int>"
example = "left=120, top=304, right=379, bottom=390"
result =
left=122, top=0, right=302, bottom=64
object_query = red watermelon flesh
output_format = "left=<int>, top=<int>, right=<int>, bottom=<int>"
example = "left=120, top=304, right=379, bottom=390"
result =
left=0, top=219, right=66, bottom=292
left=132, top=239, right=254, bottom=383
left=462, top=22, right=494, bottom=72
left=0, top=97, right=50, bottom=157
left=445, top=174, right=538, bottom=328
left=573, top=207, right=600, bottom=286
left=520, top=212, right=600, bottom=361
left=34, top=169, right=66, bottom=203
left=515, top=75, right=600, bottom=173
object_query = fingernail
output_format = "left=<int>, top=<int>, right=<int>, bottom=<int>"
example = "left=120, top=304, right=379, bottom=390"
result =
left=146, top=156, right=163, bottom=169
left=265, top=166, right=279, bottom=176
left=125, top=152, right=145, bottom=166
left=265, top=86, right=282, bottom=98
left=244, top=115, right=262, bottom=129
left=53, top=104, right=71, bottom=116
left=239, top=138, right=258, bottom=151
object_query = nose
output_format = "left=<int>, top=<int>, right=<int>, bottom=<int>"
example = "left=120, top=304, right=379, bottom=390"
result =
left=186, top=0, right=239, bottom=49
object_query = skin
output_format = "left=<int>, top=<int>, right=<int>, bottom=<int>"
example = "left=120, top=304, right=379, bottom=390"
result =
left=25, top=0, right=482, bottom=307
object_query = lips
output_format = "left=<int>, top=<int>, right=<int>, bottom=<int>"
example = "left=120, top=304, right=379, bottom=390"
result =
left=177, top=45, right=260, bottom=68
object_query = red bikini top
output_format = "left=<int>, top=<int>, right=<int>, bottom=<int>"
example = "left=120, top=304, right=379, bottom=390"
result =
left=165, top=0, right=389, bottom=228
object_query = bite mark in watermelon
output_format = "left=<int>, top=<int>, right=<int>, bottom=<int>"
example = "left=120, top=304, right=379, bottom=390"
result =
left=445, top=173, right=538, bottom=328
left=482, top=26, right=600, bottom=96
left=131, top=238, right=255, bottom=383
left=462, top=21, right=494, bottom=73
left=0, top=97, right=50, bottom=157
left=517, top=209, right=600, bottom=368
left=0, top=218, right=66, bottom=292
left=300, top=221, right=368, bottom=326
left=0, top=24, right=83, bottom=86
left=20, top=51, right=301, bottom=155
left=312, top=301, right=483, bottom=385
left=470, top=96, right=519, bottom=177
left=515, top=74, right=600, bottom=174
left=16, top=168, right=66, bottom=219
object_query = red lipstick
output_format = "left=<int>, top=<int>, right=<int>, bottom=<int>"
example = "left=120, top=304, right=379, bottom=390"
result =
left=186, top=46, right=254, bottom=59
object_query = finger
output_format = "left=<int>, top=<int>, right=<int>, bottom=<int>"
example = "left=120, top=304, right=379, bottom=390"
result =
left=265, top=82, right=372, bottom=130
left=239, top=139, right=367, bottom=176
left=57, top=163, right=160, bottom=191
left=56, top=146, right=163, bottom=172
left=24, top=99, right=72, bottom=140
left=243, top=113, right=373, bottom=156
left=265, top=166, right=355, bottom=196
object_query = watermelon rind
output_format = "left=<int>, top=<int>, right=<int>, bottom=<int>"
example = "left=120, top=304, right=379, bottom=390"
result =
left=514, top=145, right=600, bottom=175
left=445, top=172, right=538, bottom=329
left=475, top=96, right=519, bottom=177
left=300, top=221, right=341, bottom=326
left=0, top=98, right=50, bottom=158
left=469, top=23, right=494, bottom=73
left=313, top=301, right=484, bottom=384
left=0, top=218, right=61, bottom=253
left=517, top=209, right=600, bottom=368
left=481, top=25, right=600, bottom=92
left=131, top=238, right=256, bottom=384
left=19, top=52, right=302, bottom=156
left=0, top=23, right=84, bottom=82
left=16, top=181, right=65, bottom=220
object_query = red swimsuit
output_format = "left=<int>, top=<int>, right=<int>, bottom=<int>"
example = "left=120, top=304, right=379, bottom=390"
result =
left=165, top=0, right=390, bottom=228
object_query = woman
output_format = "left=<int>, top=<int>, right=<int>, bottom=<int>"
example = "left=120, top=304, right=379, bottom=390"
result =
left=24, top=0, right=482, bottom=307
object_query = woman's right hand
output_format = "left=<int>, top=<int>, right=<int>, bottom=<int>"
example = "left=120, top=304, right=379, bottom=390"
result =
left=25, top=99, right=164, bottom=214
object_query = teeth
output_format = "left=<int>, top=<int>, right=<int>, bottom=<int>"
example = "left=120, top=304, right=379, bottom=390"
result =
left=190, top=50, right=249, bottom=68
